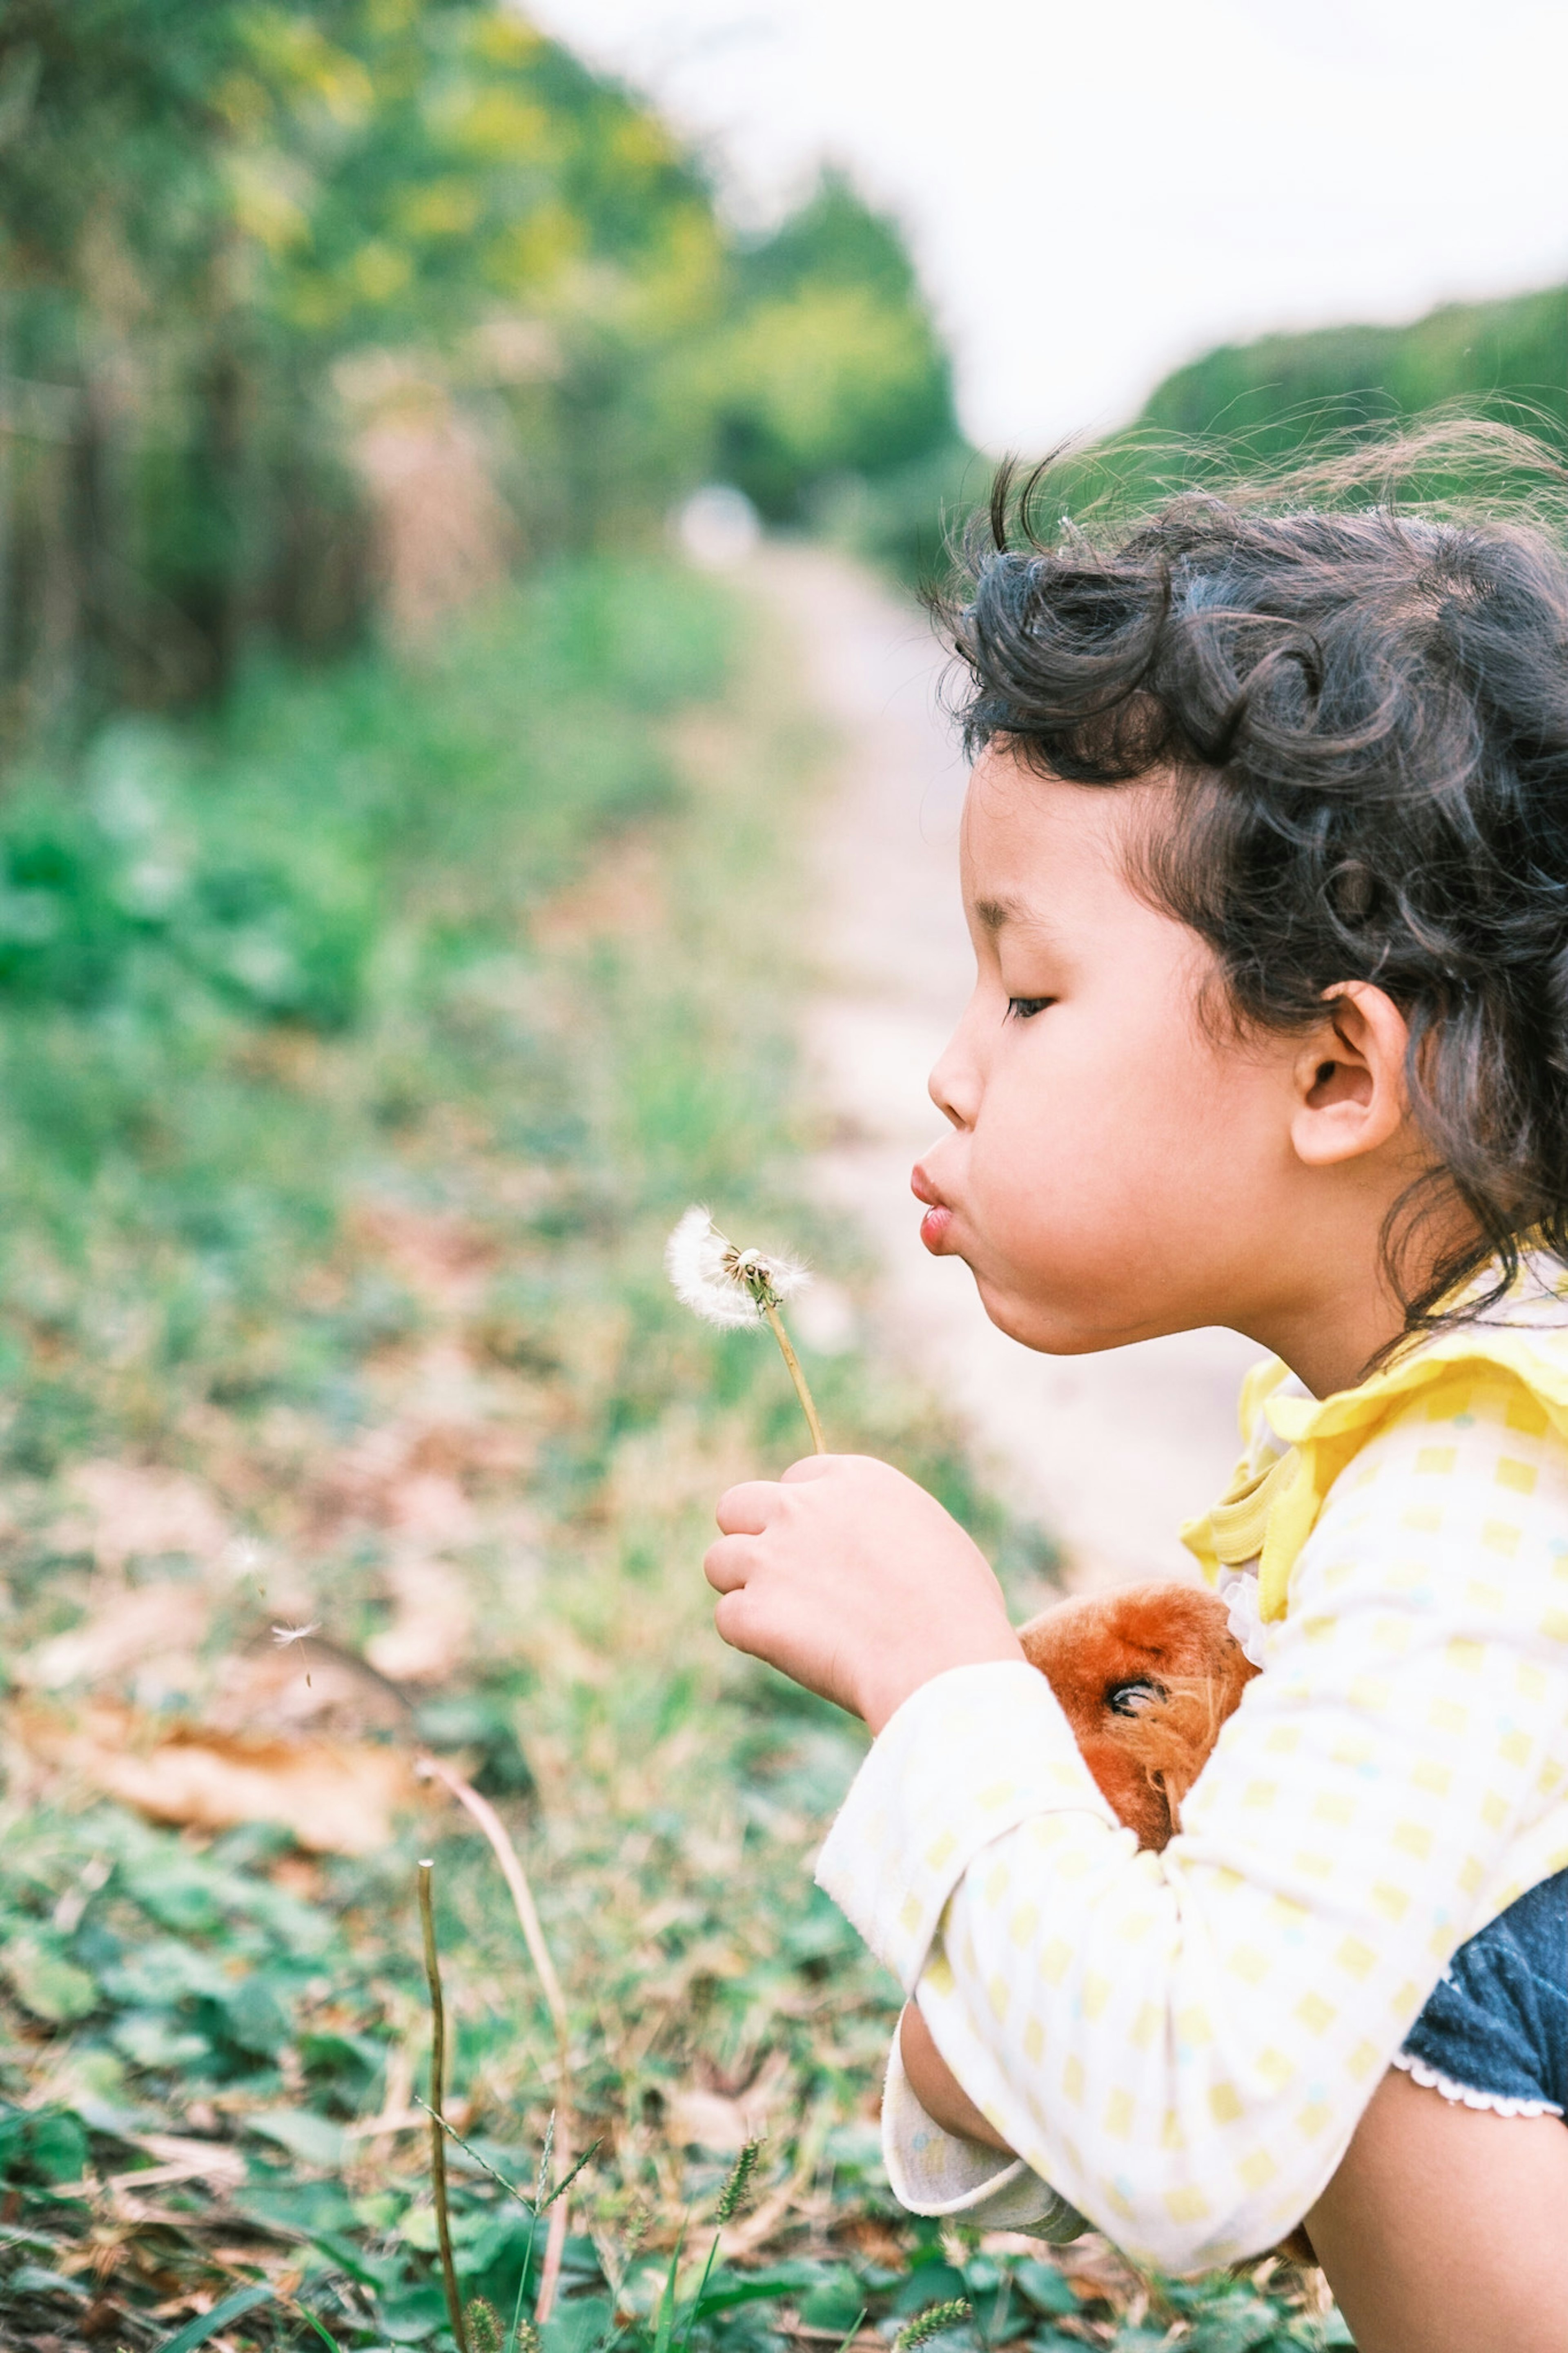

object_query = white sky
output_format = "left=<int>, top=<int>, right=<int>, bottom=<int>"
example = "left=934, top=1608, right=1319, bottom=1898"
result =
left=526, top=0, right=1568, bottom=452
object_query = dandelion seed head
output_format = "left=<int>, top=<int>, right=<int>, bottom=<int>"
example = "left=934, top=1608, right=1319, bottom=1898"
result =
left=272, top=1621, right=320, bottom=1648
left=666, top=1205, right=809, bottom=1328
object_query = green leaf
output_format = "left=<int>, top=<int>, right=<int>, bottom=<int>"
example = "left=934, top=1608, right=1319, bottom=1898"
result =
left=247, top=2107, right=348, bottom=2169
left=651, top=2226, right=685, bottom=2353
left=0, top=2105, right=90, bottom=2183
left=798, top=2272, right=864, bottom=2331
left=685, top=2263, right=822, bottom=2317
left=151, top=2282, right=274, bottom=2353
left=541, top=2292, right=613, bottom=2353
left=1011, top=2258, right=1079, bottom=2319
left=2, top=1932, right=98, bottom=2023
left=10, top=2262, right=87, bottom=2298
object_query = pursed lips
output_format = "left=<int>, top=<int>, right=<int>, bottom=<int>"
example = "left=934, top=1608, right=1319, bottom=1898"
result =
left=910, top=1161, right=954, bottom=1253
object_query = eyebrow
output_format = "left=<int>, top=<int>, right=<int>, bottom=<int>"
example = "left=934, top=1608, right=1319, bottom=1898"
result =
left=973, top=893, right=1033, bottom=933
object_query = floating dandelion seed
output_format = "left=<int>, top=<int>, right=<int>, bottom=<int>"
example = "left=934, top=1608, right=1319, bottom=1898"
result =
left=666, top=1207, right=825, bottom=1452
left=272, top=1620, right=320, bottom=1688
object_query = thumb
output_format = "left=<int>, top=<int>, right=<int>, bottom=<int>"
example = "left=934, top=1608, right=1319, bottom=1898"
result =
left=779, top=1452, right=842, bottom=1483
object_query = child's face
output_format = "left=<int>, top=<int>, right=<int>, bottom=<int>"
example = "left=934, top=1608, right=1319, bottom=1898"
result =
left=915, top=747, right=1327, bottom=1356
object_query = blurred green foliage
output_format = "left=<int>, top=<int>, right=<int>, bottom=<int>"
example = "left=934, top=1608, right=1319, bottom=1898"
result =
left=1136, top=281, right=1568, bottom=457
left=0, top=1, right=959, bottom=737
left=0, top=551, right=1195, bottom=2353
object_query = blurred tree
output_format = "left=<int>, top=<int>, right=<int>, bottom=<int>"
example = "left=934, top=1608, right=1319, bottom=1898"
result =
left=683, top=172, right=959, bottom=523
left=0, top=5, right=962, bottom=747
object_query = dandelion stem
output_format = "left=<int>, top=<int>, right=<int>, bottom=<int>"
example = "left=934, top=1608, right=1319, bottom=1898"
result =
left=759, top=1301, right=826, bottom=1453
left=418, top=1859, right=471, bottom=2353
left=413, top=1753, right=577, bottom=2326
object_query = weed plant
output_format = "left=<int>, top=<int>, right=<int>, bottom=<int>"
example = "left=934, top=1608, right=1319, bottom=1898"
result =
left=0, top=562, right=1334, bottom=2350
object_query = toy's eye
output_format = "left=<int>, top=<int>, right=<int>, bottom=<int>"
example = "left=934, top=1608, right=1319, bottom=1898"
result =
left=1107, top=1679, right=1165, bottom=1718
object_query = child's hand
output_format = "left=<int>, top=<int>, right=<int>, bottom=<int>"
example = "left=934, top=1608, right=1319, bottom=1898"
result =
left=705, top=1454, right=1024, bottom=1732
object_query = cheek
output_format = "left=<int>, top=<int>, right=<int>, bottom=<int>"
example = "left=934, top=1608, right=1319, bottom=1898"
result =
left=965, top=1004, right=1262, bottom=1270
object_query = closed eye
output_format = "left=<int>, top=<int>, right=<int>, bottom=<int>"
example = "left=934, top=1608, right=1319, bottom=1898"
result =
left=1006, top=997, right=1055, bottom=1021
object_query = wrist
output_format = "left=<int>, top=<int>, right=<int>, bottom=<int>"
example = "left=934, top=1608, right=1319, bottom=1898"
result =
left=860, top=1627, right=1027, bottom=1737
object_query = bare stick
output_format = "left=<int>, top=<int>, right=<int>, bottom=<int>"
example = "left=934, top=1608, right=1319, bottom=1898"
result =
left=759, top=1301, right=826, bottom=1454
left=415, top=1756, right=576, bottom=2324
left=418, top=1860, right=470, bottom=2353
left=418, top=1755, right=568, bottom=2036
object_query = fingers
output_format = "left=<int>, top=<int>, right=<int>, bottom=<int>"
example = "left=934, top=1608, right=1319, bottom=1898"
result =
left=704, top=1534, right=753, bottom=1595
left=713, top=1588, right=757, bottom=1656
left=715, top=1478, right=781, bottom=1536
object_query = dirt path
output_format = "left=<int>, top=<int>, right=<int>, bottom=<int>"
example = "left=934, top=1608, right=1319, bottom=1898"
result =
left=761, top=544, right=1258, bottom=1589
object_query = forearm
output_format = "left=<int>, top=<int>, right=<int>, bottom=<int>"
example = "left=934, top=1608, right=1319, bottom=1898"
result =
left=819, top=1622, right=1568, bottom=2269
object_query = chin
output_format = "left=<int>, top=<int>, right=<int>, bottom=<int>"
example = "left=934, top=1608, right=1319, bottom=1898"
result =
left=968, top=1266, right=1118, bottom=1357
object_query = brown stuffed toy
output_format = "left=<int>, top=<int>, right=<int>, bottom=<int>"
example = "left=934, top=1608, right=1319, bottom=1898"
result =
left=913, top=1582, right=1314, bottom=2257
left=1018, top=1580, right=1258, bottom=1850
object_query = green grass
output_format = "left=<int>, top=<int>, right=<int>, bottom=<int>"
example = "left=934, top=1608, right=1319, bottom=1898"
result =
left=0, top=560, right=1334, bottom=2351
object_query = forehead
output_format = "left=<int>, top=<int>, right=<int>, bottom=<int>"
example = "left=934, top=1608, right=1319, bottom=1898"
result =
left=960, top=745, right=1158, bottom=920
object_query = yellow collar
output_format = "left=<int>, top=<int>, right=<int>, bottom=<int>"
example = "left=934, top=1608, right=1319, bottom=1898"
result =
left=1182, top=1274, right=1568, bottom=1622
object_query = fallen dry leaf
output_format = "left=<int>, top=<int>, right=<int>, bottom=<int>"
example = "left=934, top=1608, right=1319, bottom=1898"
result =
left=62, top=1461, right=230, bottom=1569
left=207, top=1639, right=410, bottom=1736
left=365, top=1554, right=473, bottom=1683
left=11, top=1700, right=426, bottom=1854
left=17, top=1580, right=211, bottom=1693
left=352, top=1200, right=499, bottom=1309
left=111, top=2134, right=248, bottom=2192
left=385, top=1471, right=477, bottom=1545
left=667, top=2052, right=791, bottom=2152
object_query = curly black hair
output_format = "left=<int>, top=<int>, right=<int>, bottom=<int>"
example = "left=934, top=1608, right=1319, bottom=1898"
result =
left=933, top=422, right=1568, bottom=1343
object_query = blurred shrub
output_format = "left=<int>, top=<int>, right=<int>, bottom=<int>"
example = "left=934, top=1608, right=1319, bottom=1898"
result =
left=1137, top=281, right=1568, bottom=457
left=0, top=554, right=726, bottom=1035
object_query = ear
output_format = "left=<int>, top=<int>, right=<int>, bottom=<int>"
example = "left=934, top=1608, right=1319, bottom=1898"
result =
left=1289, top=982, right=1411, bottom=1169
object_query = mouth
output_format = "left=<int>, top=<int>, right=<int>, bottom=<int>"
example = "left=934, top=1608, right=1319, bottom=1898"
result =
left=910, top=1162, right=954, bottom=1253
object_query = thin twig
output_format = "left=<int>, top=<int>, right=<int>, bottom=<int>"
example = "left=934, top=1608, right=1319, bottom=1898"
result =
left=418, top=1858, right=471, bottom=2353
left=416, top=1755, right=568, bottom=2036
left=759, top=1301, right=826, bottom=1453
left=415, top=1755, right=576, bottom=2326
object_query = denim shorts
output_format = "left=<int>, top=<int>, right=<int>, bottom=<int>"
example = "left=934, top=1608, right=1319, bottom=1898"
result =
left=1395, top=1868, right=1568, bottom=2117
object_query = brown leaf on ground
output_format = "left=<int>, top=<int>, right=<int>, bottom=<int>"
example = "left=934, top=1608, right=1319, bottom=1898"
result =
left=16, top=1580, right=212, bottom=1694
left=60, top=1461, right=230, bottom=1569
left=365, top=1554, right=474, bottom=1682
left=10, top=1699, right=427, bottom=1853
left=385, top=1471, right=477, bottom=1545
left=530, top=832, right=662, bottom=950
left=351, top=1200, right=499, bottom=1309
left=668, top=2052, right=791, bottom=2152
left=207, top=1638, right=411, bottom=1736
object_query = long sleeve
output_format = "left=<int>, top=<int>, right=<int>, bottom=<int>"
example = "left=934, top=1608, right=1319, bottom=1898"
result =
left=816, top=1369, right=1568, bottom=2271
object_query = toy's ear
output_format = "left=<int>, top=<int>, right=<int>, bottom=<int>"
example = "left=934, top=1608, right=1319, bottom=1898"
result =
left=1018, top=1581, right=1258, bottom=1850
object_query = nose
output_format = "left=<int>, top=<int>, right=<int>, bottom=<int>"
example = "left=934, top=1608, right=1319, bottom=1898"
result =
left=929, top=999, right=982, bottom=1131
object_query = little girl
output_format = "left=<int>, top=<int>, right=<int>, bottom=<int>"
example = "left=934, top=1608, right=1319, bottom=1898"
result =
left=704, top=430, right=1568, bottom=2353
